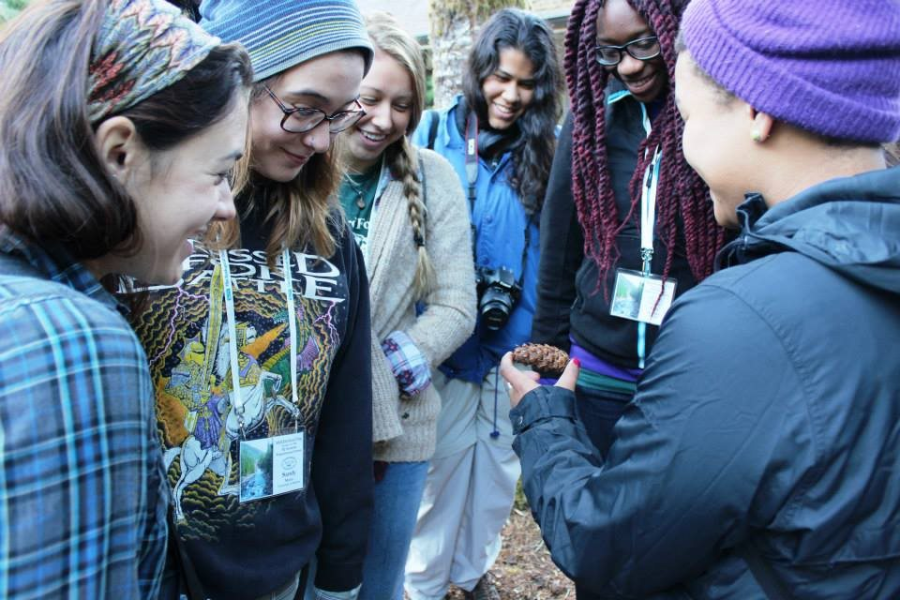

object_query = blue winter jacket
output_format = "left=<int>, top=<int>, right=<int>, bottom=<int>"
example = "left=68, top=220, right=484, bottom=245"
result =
left=512, top=166, right=900, bottom=598
left=412, top=96, right=540, bottom=383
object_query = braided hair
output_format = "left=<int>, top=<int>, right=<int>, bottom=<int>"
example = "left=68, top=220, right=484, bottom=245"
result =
left=566, top=0, right=723, bottom=284
left=365, top=13, right=435, bottom=300
left=387, top=138, right=435, bottom=300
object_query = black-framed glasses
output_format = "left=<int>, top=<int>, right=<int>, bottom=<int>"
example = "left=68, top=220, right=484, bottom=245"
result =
left=264, top=86, right=365, bottom=134
left=595, top=36, right=661, bottom=66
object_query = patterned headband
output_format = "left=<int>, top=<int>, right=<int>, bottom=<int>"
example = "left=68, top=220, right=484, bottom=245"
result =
left=88, top=0, right=220, bottom=123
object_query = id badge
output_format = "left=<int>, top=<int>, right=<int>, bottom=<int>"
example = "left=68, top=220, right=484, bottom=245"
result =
left=239, top=431, right=306, bottom=503
left=610, top=269, right=677, bottom=326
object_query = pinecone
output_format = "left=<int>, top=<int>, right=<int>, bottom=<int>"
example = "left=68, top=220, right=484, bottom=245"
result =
left=512, top=343, right=569, bottom=375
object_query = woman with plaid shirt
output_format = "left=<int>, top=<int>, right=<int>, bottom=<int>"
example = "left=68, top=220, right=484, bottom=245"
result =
left=0, top=0, right=252, bottom=597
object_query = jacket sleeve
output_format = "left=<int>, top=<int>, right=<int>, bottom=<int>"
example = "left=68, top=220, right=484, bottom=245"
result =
left=513, top=283, right=809, bottom=597
left=312, top=229, right=375, bottom=592
left=530, top=113, right=584, bottom=351
left=0, top=296, right=167, bottom=600
left=405, top=151, right=478, bottom=367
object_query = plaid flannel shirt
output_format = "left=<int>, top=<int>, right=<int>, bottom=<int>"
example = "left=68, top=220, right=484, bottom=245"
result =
left=0, top=235, right=167, bottom=599
left=380, top=330, right=432, bottom=397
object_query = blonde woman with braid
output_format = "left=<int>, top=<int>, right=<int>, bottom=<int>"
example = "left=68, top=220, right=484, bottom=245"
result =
left=338, top=13, right=477, bottom=600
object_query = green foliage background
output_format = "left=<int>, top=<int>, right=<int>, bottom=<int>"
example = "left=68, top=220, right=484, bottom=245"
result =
left=0, top=0, right=29, bottom=24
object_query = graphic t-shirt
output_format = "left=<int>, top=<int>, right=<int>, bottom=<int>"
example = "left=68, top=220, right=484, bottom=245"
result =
left=131, top=210, right=373, bottom=598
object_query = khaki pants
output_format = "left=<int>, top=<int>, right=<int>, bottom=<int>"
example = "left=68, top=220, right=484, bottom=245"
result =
left=404, top=368, right=521, bottom=600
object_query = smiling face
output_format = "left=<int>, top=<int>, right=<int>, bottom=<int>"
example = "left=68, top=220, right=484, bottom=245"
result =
left=125, top=95, right=248, bottom=284
left=675, top=51, right=756, bottom=228
left=249, top=51, right=365, bottom=182
left=481, top=47, right=536, bottom=130
left=596, top=0, right=667, bottom=103
left=346, top=48, right=415, bottom=172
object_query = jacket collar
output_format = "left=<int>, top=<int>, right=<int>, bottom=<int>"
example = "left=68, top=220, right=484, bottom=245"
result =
left=715, top=167, right=900, bottom=295
left=0, top=229, right=120, bottom=312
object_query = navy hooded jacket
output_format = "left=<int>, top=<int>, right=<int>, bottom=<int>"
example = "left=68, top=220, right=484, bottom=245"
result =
left=512, top=166, right=900, bottom=598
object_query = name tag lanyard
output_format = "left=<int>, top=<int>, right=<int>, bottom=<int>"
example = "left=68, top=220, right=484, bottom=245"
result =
left=637, top=146, right=662, bottom=368
left=219, top=249, right=307, bottom=503
left=219, top=249, right=299, bottom=434
left=608, top=96, right=671, bottom=370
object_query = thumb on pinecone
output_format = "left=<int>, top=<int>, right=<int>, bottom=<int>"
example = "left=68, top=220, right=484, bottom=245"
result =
left=554, top=358, right=580, bottom=392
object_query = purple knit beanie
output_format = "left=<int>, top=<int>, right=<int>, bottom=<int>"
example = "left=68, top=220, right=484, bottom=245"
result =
left=681, top=0, right=900, bottom=144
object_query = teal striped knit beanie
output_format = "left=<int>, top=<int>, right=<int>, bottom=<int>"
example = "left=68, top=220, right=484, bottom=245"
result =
left=199, top=0, right=374, bottom=82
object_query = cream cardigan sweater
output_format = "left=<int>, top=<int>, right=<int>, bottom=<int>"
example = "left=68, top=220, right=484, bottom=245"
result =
left=366, top=148, right=477, bottom=462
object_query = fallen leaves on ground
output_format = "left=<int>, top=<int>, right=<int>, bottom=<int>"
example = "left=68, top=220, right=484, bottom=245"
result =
left=444, top=507, right=575, bottom=599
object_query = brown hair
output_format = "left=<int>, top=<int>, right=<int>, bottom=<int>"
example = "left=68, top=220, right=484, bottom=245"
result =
left=0, top=0, right=252, bottom=262
left=361, top=12, right=435, bottom=299
left=213, top=51, right=369, bottom=263
left=463, top=8, right=562, bottom=214
left=220, top=110, right=343, bottom=263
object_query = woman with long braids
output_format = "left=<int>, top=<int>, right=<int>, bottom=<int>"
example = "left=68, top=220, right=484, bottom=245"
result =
left=131, top=1, right=376, bottom=598
left=531, top=0, right=723, bottom=458
left=404, top=9, right=561, bottom=600
left=336, top=13, right=477, bottom=600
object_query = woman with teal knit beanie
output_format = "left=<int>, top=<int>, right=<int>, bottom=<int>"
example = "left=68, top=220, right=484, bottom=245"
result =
left=131, top=1, right=376, bottom=598
left=502, top=0, right=900, bottom=597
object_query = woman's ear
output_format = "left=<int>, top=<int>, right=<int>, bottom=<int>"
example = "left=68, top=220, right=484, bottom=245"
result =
left=93, top=116, right=143, bottom=181
left=748, top=106, right=775, bottom=143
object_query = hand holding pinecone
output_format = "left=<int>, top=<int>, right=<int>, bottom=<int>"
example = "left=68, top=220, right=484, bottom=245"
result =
left=512, top=343, right=569, bottom=375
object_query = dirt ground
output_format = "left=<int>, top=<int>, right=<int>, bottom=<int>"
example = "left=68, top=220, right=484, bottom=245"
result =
left=442, top=485, right=576, bottom=600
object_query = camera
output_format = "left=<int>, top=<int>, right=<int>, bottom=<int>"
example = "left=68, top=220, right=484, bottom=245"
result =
left=476, top=266, right=522, bottom=331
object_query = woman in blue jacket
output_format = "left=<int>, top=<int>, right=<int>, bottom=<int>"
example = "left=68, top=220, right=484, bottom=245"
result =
left=503, top=0, right=900, bottom=597
left=404, top=9, right=561, bottom=600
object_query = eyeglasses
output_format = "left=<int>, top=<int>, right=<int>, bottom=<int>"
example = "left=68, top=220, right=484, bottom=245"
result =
left=595, top=36, right=661, bottom=66
left=264, top=86, right=366, bottom=134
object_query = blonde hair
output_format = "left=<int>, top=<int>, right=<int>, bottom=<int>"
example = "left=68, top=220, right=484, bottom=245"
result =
left=364, top=12, right=435, bottom=300
left=210, top=81, right=343, bottom=263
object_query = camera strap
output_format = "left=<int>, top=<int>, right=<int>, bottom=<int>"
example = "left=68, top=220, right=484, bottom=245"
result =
left=464, top=112, right=479, bottom=207
left=465, top=113, right=480, bottom=253
left=517, top=215, right=532, bottom=290
left=464, top=111, right=531, bottom=289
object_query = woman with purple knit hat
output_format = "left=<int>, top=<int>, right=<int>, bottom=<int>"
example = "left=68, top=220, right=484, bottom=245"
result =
left=500, top=0, right=900, bottom=597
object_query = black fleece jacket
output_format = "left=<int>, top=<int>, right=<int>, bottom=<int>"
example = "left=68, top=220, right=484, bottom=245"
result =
left=133, top=206, right=374, bottom=599
left=531, top=92, right=699, bottom=369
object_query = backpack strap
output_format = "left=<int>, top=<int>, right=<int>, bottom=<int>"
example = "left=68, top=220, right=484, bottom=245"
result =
left=425, top=110, right=440, bottom=151
left=415, top=153, right=427, bottom=248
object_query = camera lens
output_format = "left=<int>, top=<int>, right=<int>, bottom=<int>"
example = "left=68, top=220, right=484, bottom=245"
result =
left=480, top=287, right=514, bottom=331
